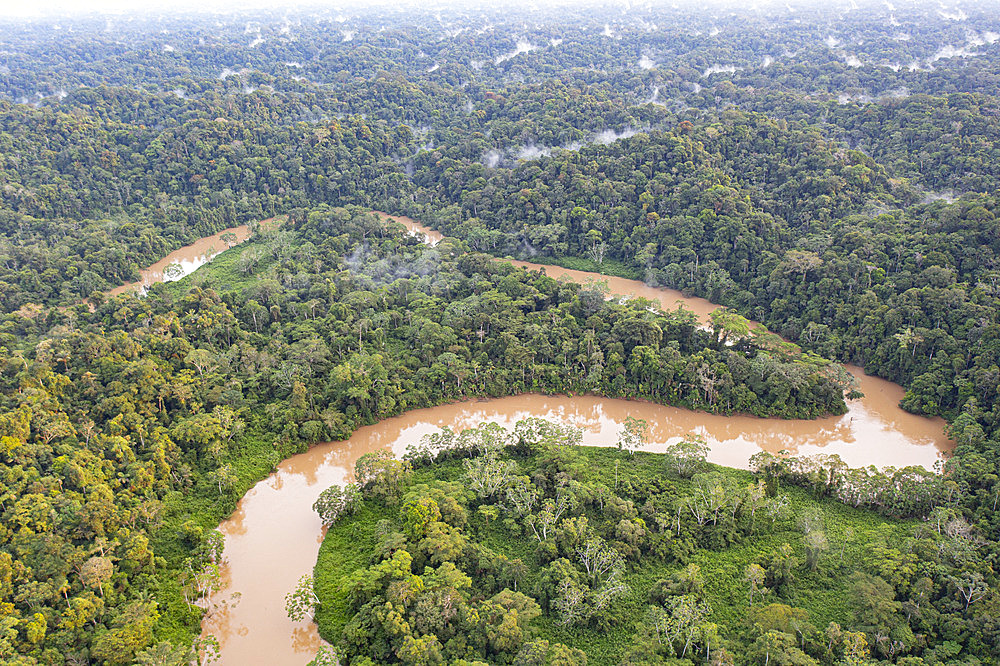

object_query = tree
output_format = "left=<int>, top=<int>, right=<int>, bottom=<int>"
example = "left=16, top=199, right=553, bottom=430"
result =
left=664, top=434, right=710, bottom=477
left=951, top=572, right=989, bottom=611
left=576, top=538, right=624, bottom=587
left=513, top=418, right=582, bottom=450
left=526, top=489, right=571, bottom=542
left=163, top=262, right=185, bottom=281
left=90, top=601, right=159, bottom=665
left=180, top=560, right=222, bottom=609
left=396, top=634, right=443, bottom=664
left=766, top=544, right=797, bottom=593
left=307, top=646, right=341, bottom=666
left=804, top=531, right=828, bottom=571
left=752, top=604, right=815, bottom=652
left=850, top=573, right=913, bottom=658
left=514, top=639, right=586, bottom=665
left=553, top=578, right=590, bottom=626
left=505, top=476, right=539, bottom=518
left=135, top=641, right=197, bottom=666
left=354, top=450, right=412, bottom=502
left=746, top=630, right=818, bottom=665
left=170, top=407, right=242, bottom=460
left=185, top=348, right=218, bottom=376
left=59, top=592, right=104, bottom=632
left=840, top=630, right=869, bottom=665
left=402, top=496, right=442, bottom=540
left=285, top=575, right=320, bottom=622
left=709, top=308, right=751, bottom=347
left=647, top=595, right=714, bottom=659
left=746, top=563, right=769, bottom=607
left=464, top=449, right=515, bottom=499
left=477, top=504, right=500, bottom=527
left=313, top=484, right=360, bottom=525
left=480, top=589, right=541, bottom=653
left=586, top=229, right=606, bottom=264
left=670, top=563, right=705, bottom=597
left=688, top=473, right=733, bottom=526
left=210, top=464, right=238, bottom=495
left=79, top=556, right=113, bottom=597
left=418, top=520, right=466, bottom=565
left=618, top=416, right=650, bottom=455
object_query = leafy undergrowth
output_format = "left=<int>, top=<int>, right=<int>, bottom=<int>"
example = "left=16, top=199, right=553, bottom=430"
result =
left=314, top=432, right=908, bottom=665
left=163, top=219, right=286, bottom=297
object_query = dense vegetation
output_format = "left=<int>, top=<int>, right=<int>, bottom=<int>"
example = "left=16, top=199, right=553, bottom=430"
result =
left=408, top=116, right=1000, bottom=423
left=0, top=208, right=854, bottom=663
left=0, top=0, right=999, bottom=664
left=313, top=420, right=994, bottom=664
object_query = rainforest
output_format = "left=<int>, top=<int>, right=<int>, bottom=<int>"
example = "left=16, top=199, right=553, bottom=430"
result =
left=0, top=1, right=999, bottom=665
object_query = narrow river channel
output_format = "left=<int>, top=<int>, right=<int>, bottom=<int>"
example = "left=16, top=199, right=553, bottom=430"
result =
left=109, top=219, right=276, bottom=296
left=201, top=212, right=952, bottom=664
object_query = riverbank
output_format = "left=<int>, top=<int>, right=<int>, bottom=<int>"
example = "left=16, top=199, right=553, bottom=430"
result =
left=110, top=217, right=283, bottom=297
left=203, top=390, right=948, bottom=664
left=191, top=210, right=950, bottom=664
left=315, top=440, right=914, bottom=665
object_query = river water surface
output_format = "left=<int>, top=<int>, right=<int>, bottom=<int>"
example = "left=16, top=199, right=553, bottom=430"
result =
left=202, top=212, right=951, bottom=664
left=109, top=222, right=265, bottom=296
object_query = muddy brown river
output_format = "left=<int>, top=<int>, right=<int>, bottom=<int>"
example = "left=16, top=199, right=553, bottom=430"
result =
left=201, top=213, right=951, bottom=664
left=109, top=220, right=276, bottom=296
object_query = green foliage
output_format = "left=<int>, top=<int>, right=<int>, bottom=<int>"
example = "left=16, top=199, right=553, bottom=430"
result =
left=285, top=575, right=320, bottom=622
left=3, top=5, right=1000, bottom=663
left=313, top=484, right=361, bottom=526
left=401, top=497, right=442, bottom=540
left=314, top=421, right=985, bottom=664
left=355, top=451, right=414, bottom=503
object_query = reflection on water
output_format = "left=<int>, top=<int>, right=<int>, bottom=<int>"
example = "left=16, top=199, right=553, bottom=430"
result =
left=204, top=389, right=949, bottom=665
left=374, top=211, right=444, bottom=246
left=109, top=219, right=278, bottom=297
left=376, top=212, right=720, bottom=321
left=203, top=213, right=951, bottom=665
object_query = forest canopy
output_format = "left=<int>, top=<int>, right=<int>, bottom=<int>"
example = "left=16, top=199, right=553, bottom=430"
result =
left=313, top=420, right=993, bottom=664
left=0, top=1, right=999, bottom=664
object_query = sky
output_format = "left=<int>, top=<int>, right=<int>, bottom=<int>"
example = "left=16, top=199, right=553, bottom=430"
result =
left=0, top=0, right=843, bottom=19
left=0, top=0, right=333, bottom=17
left=0, top=0, right=979, bottom=19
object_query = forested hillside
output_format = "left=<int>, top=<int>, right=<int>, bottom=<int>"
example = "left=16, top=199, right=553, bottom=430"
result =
left=0, top=1, right=999, bottom=664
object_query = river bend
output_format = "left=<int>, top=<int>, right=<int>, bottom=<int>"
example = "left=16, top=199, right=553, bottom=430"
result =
left=201, top=212, right=951, bottom=664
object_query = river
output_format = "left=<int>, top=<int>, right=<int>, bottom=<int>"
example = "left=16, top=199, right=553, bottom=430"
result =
left=108, top=220, right=275, bottom=297
left=201, top=212, right=951, bottom=664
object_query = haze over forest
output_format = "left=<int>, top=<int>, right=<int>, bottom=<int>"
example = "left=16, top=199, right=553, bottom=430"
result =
left=1, top=0, right=999, bottom=664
